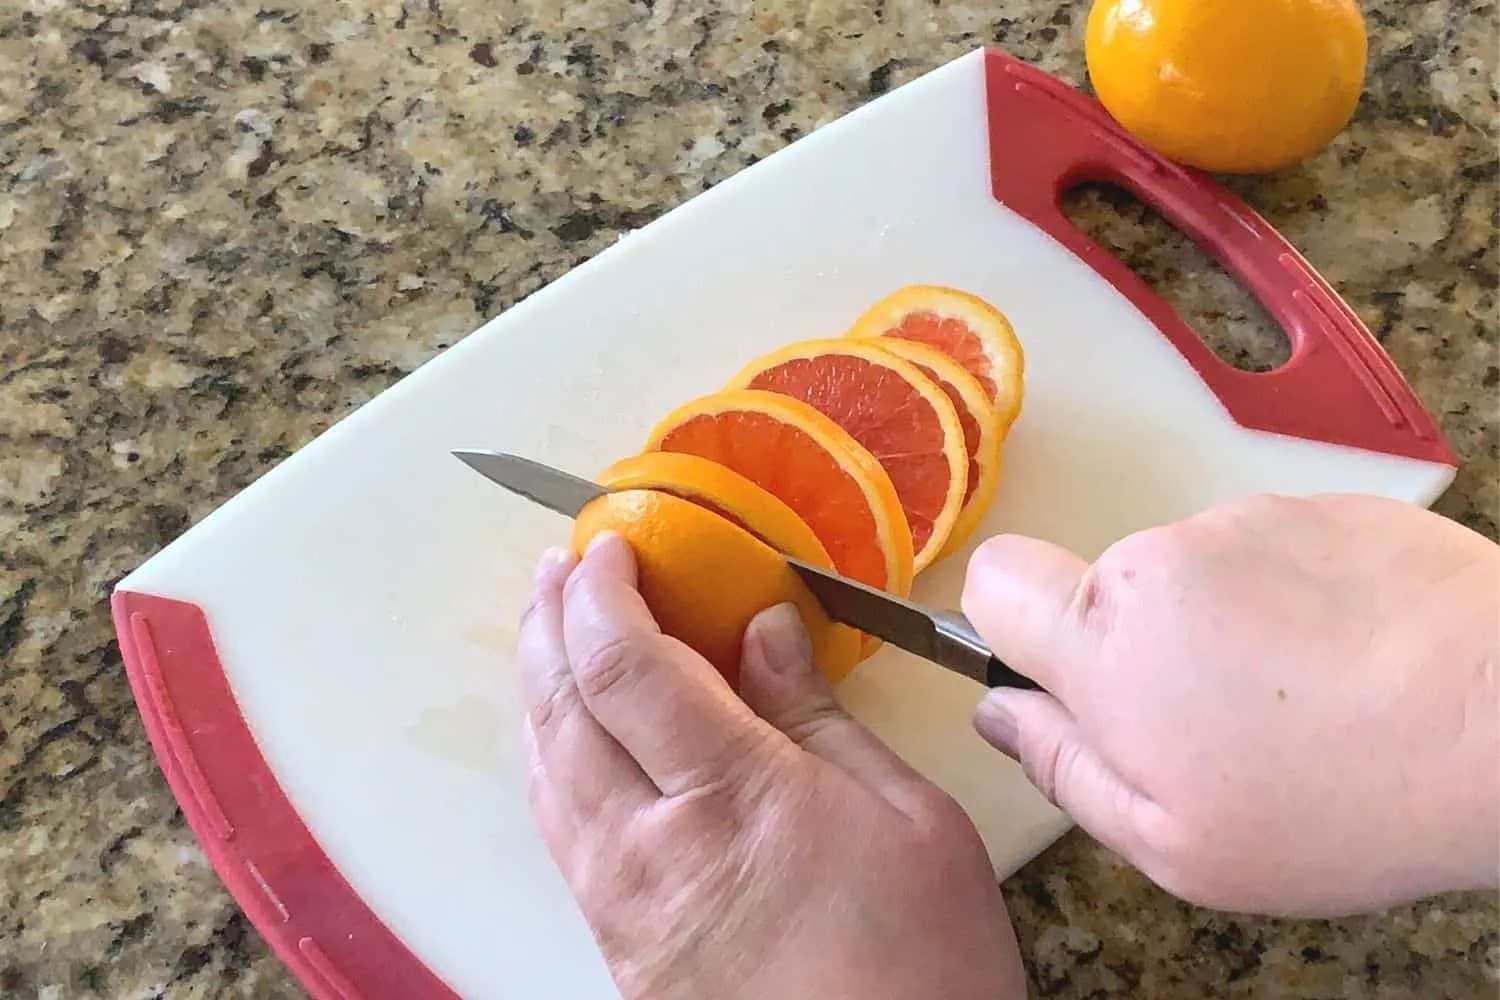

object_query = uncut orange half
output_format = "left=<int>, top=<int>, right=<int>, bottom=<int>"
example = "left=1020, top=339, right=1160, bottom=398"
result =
left=595, top=452, right=863, bottom=672
left=725, top=338, right=968, bottom=573
left=847, top=284, right=1025, bottom=434
left=572, top=489, right=863, bottom=687
left=644, top=388, right=915, bottom=602
left=869, top=338, right=1004, bottom=559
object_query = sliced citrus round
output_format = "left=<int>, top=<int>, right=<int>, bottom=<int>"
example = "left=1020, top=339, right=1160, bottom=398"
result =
left=724, top=338, right=968, bottom=574
left=846, top=284, right=1024, bottom=433
left=572, top=490, right=864, bottom=687
left=643, top=388, right=915, bottom=602
left=595, top=452, right=834, bottom=568
left=868, top=338, right=1004, bottom=559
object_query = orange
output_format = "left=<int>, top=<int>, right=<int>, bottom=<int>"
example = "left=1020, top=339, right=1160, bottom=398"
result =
left=868, top=338, right=1004, bottom=560
left=846, top=284, right=1024, bottom=434
left=1084, top=0, right=1368, bottom=174
left=725, top=338, right=968, bottom=574
left=595, top=452, right=833, bottom=567
left=644, top=388, right=915, bottom=600
left=595, top=452, right=869, bottom=665
left=571, top=490, right=863, bottom=687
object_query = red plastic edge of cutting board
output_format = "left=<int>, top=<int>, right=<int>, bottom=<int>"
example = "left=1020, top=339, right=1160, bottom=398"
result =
left=982, top=49, right=1456, bottom=468
left=110, top=591, right=460, bottom=1000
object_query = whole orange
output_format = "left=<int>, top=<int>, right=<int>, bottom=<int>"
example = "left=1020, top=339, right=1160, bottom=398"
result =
left=1085, top=0, right=1368, bottom=174
left=570, top=488, right=863, bottom=689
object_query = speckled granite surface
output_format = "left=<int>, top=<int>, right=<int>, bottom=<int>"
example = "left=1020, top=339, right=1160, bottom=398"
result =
left=1, top=0, right=1496, bottom=995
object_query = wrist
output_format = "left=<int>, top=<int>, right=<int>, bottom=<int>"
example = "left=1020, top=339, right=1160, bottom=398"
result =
left=1418, top=571, right=1498, bottom=895
left=1456, top=660, right=1498, bottom=892
left=1371, top=559, right=1499, bottom=903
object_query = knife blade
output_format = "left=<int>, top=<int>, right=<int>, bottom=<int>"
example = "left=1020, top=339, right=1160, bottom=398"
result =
left=783, top=557, right=1041, bottom=691
left=452, top=449, right=1042, bottom=691
left=453, top=449, right=606, bottom=517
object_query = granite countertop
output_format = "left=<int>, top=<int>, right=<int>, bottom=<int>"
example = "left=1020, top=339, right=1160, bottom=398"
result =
left=2, top=0, right=1496, bottom=996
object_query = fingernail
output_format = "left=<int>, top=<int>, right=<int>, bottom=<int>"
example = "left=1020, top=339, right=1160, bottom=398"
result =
left=974, top=694, right=1020, bottom=757
left=753, top=603, right=813, bottom=675
left=534, top=546, right=571, bottom=583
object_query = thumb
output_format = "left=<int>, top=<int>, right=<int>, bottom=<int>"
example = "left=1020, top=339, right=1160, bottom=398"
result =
left=961, top=534, right=1092, bottom=697
left=974, top=689, right=1157, bottom=860
left=739, top=604, right=932, bottom=805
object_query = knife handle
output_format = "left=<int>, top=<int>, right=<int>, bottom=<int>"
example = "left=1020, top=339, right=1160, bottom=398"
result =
left=931, top=611, right=1044, bottom=692
left=984, top=655, right=1044, bottom=692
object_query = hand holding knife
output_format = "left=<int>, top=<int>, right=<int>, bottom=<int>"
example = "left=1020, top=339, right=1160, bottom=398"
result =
left=452, top=449, right=1042, bottom=692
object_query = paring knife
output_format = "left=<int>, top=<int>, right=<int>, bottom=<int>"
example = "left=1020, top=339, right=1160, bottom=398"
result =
left=452, top=449, right=1042, bottom=691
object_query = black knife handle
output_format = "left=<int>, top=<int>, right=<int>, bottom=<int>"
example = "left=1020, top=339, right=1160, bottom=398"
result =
left=984, top=655, right=1043, bottom=691
left=931, top=611, right=1044, bottom=692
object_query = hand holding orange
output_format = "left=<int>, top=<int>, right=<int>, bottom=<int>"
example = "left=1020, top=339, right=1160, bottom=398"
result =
left=1085, top=0, right=1368, bottom=174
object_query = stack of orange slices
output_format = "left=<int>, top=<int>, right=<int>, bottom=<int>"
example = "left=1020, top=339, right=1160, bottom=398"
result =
left=569, top=284, right=1025, bottom=690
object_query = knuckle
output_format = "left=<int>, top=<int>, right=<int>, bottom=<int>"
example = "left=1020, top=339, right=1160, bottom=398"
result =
left=655, top=726, right=787, bottom=814
left=1047, top=738, right=1087, bottom=808
left=573, top=634, right=641, bottom=703
left=528, top=676, right=578, bottom=734
left=1068, top=562, right=1111, bottom=627
left=971, top=532, right=1025, bottom=566
left=1233, top=491, right=1301, bottom=516
left=907, top=785, right=976, bottom=842
left=1023, top=734, right=1071, bottom=808
left=1137, top=853, right=1196, bottom=903
left=672, top=737, right=778, bottom=810
left=1141, top=851, right=1227, bottom=912
left=1200, top=492, right=1304, bottom=532
left=772, top=695, right=849, bottom=746
left=1100, top=523, right=1177, bottom=567
left=517, top=588, right=549, bottom=634
left=524, top=763, right=546, bottom=810
left=1098, top=523, right=1197, bottom=588
left=606, top=834, right=656, bottom=900
left=1120, top=809, right=1223, bottom=906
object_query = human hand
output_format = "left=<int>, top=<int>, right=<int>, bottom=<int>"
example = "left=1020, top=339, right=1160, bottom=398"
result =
left=962, top=492, right=1499, bottom=918
left=520, top=533, right=1026, bottom=1000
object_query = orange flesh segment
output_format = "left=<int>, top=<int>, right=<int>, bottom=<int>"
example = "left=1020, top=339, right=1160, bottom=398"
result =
left=656, top=411, right=887, bottom=588
left=905, top=358, right=981, bottom=505
left=741, top=356, right=954, bottom=556
left=865, top=335, right=1006, bottom=562
left=888, top=312, right=998, bottom=399
left=726, top=340, right=966, bottom=570
left=847, top=284, right=1025, bottom=435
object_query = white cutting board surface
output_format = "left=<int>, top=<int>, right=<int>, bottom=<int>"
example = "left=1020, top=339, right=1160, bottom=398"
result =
left=115, top=49, right=1455, bottom=1000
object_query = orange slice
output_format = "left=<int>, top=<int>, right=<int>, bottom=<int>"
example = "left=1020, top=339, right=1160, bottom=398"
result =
left=644, top=388, right=915, bottom=601
left=596, top=452, right=834, bottom=568
left=572, top=490, right=864, bottom=687
left=847, top=284, right=1025, bottom=433
left=725, top=338, right=968, bottom=574
left=868, top=338, right=1005, bottom=559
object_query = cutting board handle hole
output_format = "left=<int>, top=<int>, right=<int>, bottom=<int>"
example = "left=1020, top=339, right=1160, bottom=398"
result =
left=1059, top=182, right=1292, bottom=373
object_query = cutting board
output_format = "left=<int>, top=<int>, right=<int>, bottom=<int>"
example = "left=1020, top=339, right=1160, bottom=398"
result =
left=111, top=49, right=1456, bottom=1000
